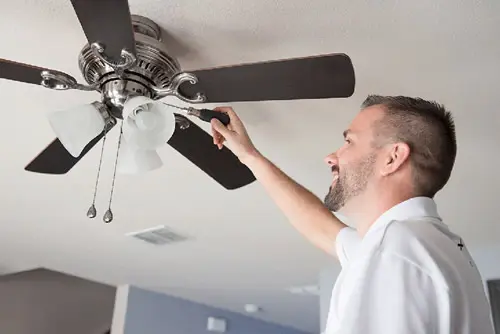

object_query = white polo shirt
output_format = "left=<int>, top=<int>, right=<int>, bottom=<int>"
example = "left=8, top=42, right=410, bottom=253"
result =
left=324, top=197, right=494, bottom=334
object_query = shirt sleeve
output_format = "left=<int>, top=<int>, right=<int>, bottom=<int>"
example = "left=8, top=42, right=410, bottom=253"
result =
left=335, top=227, right=361, bottom=267
left=334, top=251, right=447, bottom=334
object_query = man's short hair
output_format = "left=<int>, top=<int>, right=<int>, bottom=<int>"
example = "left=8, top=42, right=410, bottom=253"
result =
left=362, top=95, right=457, bottom=198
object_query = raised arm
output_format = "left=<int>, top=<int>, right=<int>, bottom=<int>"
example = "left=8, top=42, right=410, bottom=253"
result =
left=210, top=107, right=348, bottom=257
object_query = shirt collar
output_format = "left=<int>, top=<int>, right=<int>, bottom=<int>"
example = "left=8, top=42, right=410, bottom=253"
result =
left=366, top=196, right=442, bottom=236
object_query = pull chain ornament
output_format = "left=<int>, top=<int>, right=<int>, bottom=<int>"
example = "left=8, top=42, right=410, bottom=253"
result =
left=103, top=121, right=124, bottom=223
left=103, top=209, right=114, bottom=223
left=87, top=204, right=97, bottom=219
left=87, top=130, right=107, bottom=219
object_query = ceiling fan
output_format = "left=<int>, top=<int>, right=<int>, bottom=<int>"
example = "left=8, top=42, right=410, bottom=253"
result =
left=0, top=0, right=355, bottom=192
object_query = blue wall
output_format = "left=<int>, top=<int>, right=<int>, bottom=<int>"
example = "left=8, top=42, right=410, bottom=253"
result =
left=124, top=286, right=311, bottom=334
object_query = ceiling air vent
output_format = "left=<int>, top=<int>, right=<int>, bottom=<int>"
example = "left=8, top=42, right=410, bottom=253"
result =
left=127, top=225, right=190, bottom=245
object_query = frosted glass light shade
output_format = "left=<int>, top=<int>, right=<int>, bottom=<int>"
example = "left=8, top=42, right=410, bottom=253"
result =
left=117, top=139, right=163, bottom=174
left=48, top=103, right=105, bottom=157
left=122, top=96, right=176, bottom=150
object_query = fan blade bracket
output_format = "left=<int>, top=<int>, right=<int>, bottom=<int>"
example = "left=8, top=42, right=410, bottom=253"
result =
left=40, top=70, right=98, bottom=91
left=0, top=58, right=96, bottom=91
left=90, top=42, right=137, bottom=78
left=174, top=114, right=191, bottom=130
left=152, top=72, right=206, bottom=103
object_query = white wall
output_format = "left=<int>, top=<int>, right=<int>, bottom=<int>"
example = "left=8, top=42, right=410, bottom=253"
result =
left=122, top=286, right=312, bottom=334
left=110, top=285, right=130, bottom=334
left=470, top=245, right=500, bottom=293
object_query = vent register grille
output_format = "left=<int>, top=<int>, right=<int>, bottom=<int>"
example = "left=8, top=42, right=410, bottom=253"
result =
left=127, top=225, right=189, bottom=245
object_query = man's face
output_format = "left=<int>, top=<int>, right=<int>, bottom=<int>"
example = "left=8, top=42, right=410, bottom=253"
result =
left=323, top=106, right=384, bottom=212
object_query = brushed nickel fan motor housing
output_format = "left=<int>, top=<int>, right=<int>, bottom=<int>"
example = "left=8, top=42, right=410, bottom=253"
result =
left=78, top=16, right=180, bottom=90
left=76, top=15, right=203, bottom=119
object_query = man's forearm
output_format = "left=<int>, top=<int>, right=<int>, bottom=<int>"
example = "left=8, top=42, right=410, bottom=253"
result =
left=243, top=152, right=347, bottom=256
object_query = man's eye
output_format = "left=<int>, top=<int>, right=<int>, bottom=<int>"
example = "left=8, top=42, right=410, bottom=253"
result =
left=345, top=138, right=351, bottom=144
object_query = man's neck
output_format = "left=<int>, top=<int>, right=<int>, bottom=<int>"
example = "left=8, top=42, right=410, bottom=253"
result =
left=344, top=188, right=415, bottom=237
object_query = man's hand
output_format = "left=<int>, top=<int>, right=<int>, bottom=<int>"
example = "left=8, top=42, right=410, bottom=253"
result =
left=210, top=107, right=260, bottom=164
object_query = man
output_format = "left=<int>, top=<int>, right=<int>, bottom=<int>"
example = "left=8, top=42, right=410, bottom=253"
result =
left=210, top=95, right=495, bottom=334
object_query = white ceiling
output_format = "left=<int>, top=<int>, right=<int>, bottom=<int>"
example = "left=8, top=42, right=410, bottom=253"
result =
left=1, top=0, right=499, bottom=332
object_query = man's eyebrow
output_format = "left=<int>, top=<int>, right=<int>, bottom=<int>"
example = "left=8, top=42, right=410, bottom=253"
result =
left=343, top=129, right=351, bottom=138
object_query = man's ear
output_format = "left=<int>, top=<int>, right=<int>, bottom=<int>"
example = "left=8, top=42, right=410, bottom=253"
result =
left=381, top=142, right=410, bottom=176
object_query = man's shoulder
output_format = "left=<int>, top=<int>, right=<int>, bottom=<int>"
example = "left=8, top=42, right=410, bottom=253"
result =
left=379, top=217, right=440, bottom=251
left=381, top=216, right=454, bottom=246
left=375, top=218, right=464, bottom=280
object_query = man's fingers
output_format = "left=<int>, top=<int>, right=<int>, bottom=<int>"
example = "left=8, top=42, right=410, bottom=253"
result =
left=215, top=133, right=225, bottom=146
left=213, top=106, right=241, bottom=126
left=211, top=118, right=230, bottom=150
left=211, top=125, right=222, bottom=144
left=211, top=107, right=245, bottom=152
left=211, top=118, right=231, bottom=138
left=213, top=106, right=234, bottom=114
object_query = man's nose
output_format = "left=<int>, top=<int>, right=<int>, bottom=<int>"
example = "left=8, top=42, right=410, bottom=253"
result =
left=324, top=153, right=338, bottom=167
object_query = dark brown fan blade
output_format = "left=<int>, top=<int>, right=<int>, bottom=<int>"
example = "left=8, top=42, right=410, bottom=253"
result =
left=70, top=0, right=136, bottom=63
left=178, top=53, right=355, bottom=103
left=0, top=58, right=70, bottom=86
left=25, top=123, right=115, bottom=174
left=167, top=114, right=256, bottom=190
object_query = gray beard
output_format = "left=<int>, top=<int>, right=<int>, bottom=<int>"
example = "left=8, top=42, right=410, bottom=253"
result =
left=323, top=154, right=376, bottom=212
left=324, top=179, right=346, bottom=212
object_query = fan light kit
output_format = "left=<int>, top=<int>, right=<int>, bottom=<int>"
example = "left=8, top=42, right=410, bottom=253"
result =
left=0, top=0, right=356, bottom=223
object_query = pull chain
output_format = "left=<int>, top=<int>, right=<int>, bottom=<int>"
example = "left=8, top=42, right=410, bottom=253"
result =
left=103, top=121, right=124, bottom=223
left=87, top=130, right=107, bottom=218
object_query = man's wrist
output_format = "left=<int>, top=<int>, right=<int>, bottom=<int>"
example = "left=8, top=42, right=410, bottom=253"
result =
left=240, top=148, right=265, bottom=168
